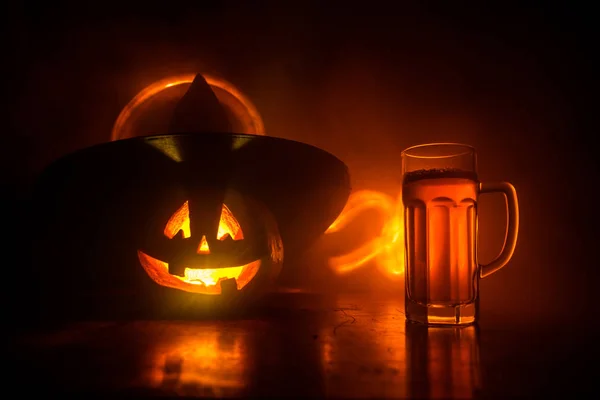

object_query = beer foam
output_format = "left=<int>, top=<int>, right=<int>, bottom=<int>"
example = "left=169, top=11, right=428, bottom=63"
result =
left=403, top=168, right=478, bottom=184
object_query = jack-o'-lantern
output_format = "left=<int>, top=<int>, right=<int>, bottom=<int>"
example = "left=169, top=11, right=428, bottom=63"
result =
left=138, top=190, right=283, bottom=296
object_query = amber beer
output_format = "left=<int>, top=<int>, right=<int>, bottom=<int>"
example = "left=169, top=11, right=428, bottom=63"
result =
left=401, top=143, right=519, bottom=325
left=403, top=168, right=479, bottom=305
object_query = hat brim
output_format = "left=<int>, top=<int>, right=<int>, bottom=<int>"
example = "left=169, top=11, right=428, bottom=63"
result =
left=31, top=132, right=351, bottom=274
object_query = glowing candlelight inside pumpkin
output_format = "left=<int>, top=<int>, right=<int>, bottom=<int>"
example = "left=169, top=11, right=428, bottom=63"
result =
left=138, top=201, right=261, bottom=295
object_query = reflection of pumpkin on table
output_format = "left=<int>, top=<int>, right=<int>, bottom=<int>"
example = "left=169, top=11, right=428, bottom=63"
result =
left=149, top=325, right=248, bottom=397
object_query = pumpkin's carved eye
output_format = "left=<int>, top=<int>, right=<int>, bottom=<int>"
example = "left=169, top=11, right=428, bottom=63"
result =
left=163, top=200, right=245, bottom=243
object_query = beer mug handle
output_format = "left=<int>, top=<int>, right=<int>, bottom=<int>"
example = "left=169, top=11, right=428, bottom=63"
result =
left=479, top=182, right=520, bottom=278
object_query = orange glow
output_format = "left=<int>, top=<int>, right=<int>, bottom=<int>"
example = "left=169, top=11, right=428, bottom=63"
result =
left=325, top=190, right=405, bottom=277
left=197, top=235, right=210, bottom=254
left=111, top=73, right=265, bottom=141
left=139, top=201, right=260, bottom=294
left=140, top=323, right=249, bottom=397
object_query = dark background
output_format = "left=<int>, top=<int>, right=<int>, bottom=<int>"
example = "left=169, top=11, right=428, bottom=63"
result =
left=3, top=2, right=597, bottom=326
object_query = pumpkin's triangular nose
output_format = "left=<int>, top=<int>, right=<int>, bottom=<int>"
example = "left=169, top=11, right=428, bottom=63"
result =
left=197, top=235, right=210, bottom=254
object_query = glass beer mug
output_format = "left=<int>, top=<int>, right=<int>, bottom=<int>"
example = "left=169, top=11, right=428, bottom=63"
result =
left=402, top=143, right=519, bottom=325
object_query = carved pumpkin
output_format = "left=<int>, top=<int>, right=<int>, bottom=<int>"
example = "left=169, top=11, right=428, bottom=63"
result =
left=138, top=190, right=283, bottom=296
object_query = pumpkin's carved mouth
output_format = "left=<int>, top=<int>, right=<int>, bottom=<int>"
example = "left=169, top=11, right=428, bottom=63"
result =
left=138, top=251, right=261, bottom=294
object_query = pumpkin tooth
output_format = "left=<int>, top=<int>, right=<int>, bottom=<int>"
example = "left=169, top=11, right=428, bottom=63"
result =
left=220, top=277, right=238, bottom=295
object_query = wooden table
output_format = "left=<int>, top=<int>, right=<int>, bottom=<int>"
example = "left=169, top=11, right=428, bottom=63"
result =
left=7, top=290, right=597, bottom=398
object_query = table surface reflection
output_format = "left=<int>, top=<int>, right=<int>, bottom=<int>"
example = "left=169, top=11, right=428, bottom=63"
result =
left=8, top=291, right=597, bottom=399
